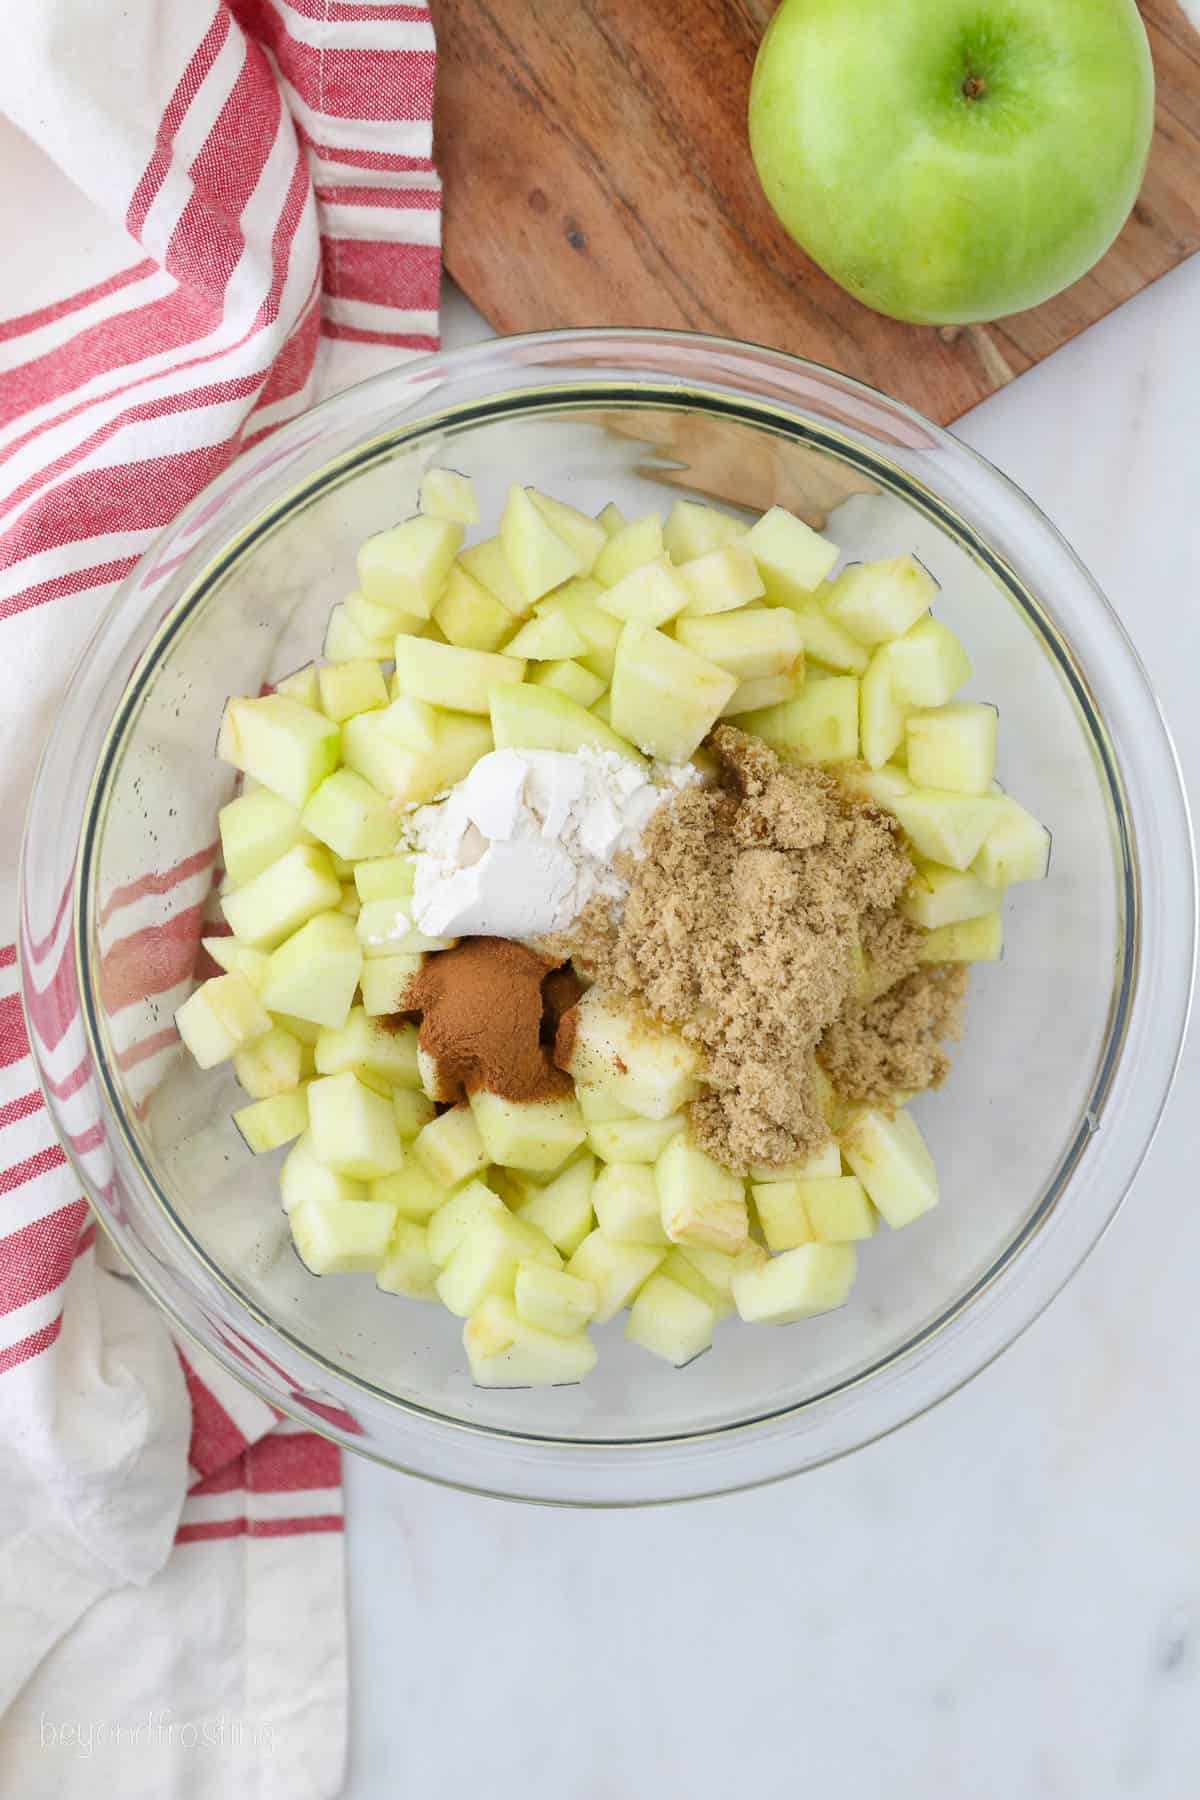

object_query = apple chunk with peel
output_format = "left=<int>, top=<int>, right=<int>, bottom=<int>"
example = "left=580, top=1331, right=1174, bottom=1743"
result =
left=307, top=1070, right=406, bottom=1179
left=175, top=972, right=272, bottom=1070
left=315, top=1005, right=420, bottom=1088
left=435, top=1211, right=561, bottom=1317
left=341, top=706, right=492, bottom=806
left=412, top=1105, right=489, bottom=1188
left=376, top=1218, right=438, bottom=1300
left=888, top=616, right=971, bottom=707
left=291, top=1196, right=398, bottom=1275
left=739, top=676, right=859, bottom=764
left=595, top=556, right=689, bottom=627
left=219, top=788, right=315, bottom=888
left=892, top=789, right=1000, bottom=871
left=973, top=795, right=1052, bottom=887
left=558, top=991, right=701, bottom=1121
left=565, top=1231, right=665, bottom=1323
left=918, top=912, right=1004, bottom=964
left=902, top=860, right=1002, bottom=929
left=490, top=679, right=642, bottom=765
left=464, top=1295, right=597, bottom=1388
left=233, top=1024, right=302, bottom=1099
left=528, top=489, right=607, bottom=573
left=511, top=1153, right=595, bottom=1256
left=221, top=843, right=342, bottom=950
left=356, top=515, right=463, bottom=619
left=393, top=636, right=525, bottom=716
left=840, top=1106, right=939, bottom=1229
left=500, top=483, right=582, bottom=602
left=610, top=621, right=737, bottom=762
left=675, top=607, right=804, bottom=681
left=592, top=1162, right=667, bottom=1245
left=732, top=1243, right=857, bottom=1324
left=657, top=1134, right=748, bottom=1254
left=468, top=1090, right=587, bottom=1172
left=301, top=769, right=399, bottom=862
left=233, top=1086, right=309, bottom=1154
left=906, top=703, right=997, bottom=796
left=626, top=1274, right=715, bottom=1366
left=678, top=541, right=765, bottom=616
left=825, top=556, right=938, bottom=645
left=418, top=468, right=478, bottom=525
left=662, top=499, right=744, bottom=563
left=746, top=505, right=839, bottom=601
left=259, top=911, right=362, bottom=1029
left=371, top=1159, right=448, bottom=1222
left=515, top=1263, right=597, bottom=1336
left=426, top=1179, right=507, bottom=1267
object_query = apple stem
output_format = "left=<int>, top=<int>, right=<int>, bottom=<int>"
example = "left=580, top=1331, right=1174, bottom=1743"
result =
left=962, top=73, right=986, bottom=102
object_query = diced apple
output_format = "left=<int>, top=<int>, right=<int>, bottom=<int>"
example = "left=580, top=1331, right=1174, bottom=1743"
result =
left=973, top=795, right=1052, bottom=886
left=356, top=515, right=464, bottom=619
left=565, top=1231, right=665, bottom=1323
left=794, top=1176, right=877, bottom=1242
left=677, top=541, right=765, bottom=617
left=859, top=642, right=911, bottom=771
left=749, top=1140, right=842, bottom=1183
left=489, top=680, right=642, bottom=763
left=217, top=695, right=340, bottom=810
left=750, top=1181, right=815, bottom=1252
left=280, top=1132, right=368, bottom=1212
left=376, top=1217, right=438, bottom=1299
left=269, top=1011, right=322, bottom=1048
left=887, top=615, right=971, bottom=706
left=592, top=1162, right=667, bottom=1245
left=174, top=972, right=271, bottom=1070
left=300, top=769, right=399, bottom=862
left=840, top=763, right=912, bottom=809
left=512, top=1153, right=595, bottom=1255
left=426, top=1178, right=507, bottom=1266
left=201, top=936, right=270, bottom=989
left=675, top=607, right=803, bottom=681
left=586, top=1114, right=685, bottom=1164
left=500, top=483, right=582, bottom=602
left=746, top=506, right=839, bottom=601
left=221, top=843, right=342, bottom=950
left=355, top=897, right=455, bottom=957
left=593, top=513, right=664, bottom=587
left=906, top=702, right=997, bottom=795
left=307, top=1071, right=406, bottom=1179
left=291, top=1195, right=398, bottom=1275
left=341, top=706, right=493, bottom=806
left=418, top=467, right=478, bottom=524
left=625, top=1274, right=715, bottom=1365
left=721, top=673, right=798, bottom=717
left=918, top=912, right=1004, bottom=963
left=515, top=1263, right=597, bottom=1336
left=315, top=1005, right=420, bottom=1087
left=528, top=658, right=607, bottom=710
left=501, top=610, right=588, bottom=660
left=354, top=854, right=416, bottom=902
left=219, top=788, right=315, bottom=888
left=610, top=621, right=737, bottom=762
left=528, top=489, right=607, bottom=572
left=233, top=1085, right=309, bottom=1153
left=457, top=536, right=529, bottom=617
left=259, top=911, right=362, bottom=1029
left=371, top=1157, right=448, bottom=1222
left=360, top=952, right=424, bottom=1017
left=393, top=635, right=524, bottom=715
left=464, top=1295, right=597, bottom=1388
left=840, top=1106, right=938, bottom=1228
left=540, top=578, right=624, bottom=680
left=657, top=1134, right=748, bottom=1254
left=597, top=501, right=628, bottom=538
left=660, top=1248, right=733, bottom=1320
left=596, top=556, right=689, bottom=627
left=663, top=499, right=745, bottom=563
left=675, top=1239, right=768, bottom=1302
left=732, top=1242, right=857, bottom=1324
left=234, top=1024, right=303, bottom=1099
left=824, top=555, right=937, bottom=645
left=740, top=676, right=859, bottom=764
left=468, top=1090, right=587, bottom=1172
left=433, top=564, right=516, bottom=653
left=344, top=588, right=426, bottom=646
left=902, top=860, right=1002, bottom=929
left=436, top=1211, right=561, bottom=1317
left=781, top=590, right=870, bottom=674
left=412, top=1105, right=489, bottom=1188
left=391, top=1087, right=437, bottom=1141
left=316, top=658, right=387, bottom=724
left=325, top=601, right=391, bottom=663
left=558, top=992, right=701, bottom=1120
left=275, top=663, right=322, bottom=708
left=376, top=695, right=440, bottom=750
left=892, top=788, right=1000, bottom=871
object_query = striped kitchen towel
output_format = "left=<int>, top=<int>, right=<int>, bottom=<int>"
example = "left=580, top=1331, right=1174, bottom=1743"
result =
left=0, top=2, right=440, bottom=1793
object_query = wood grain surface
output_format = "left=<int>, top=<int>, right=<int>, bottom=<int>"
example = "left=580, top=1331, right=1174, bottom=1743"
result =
left=434, top=0, right=1200, bottom=424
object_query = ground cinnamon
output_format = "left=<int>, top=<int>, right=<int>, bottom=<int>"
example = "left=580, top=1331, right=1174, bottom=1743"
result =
left=403, top=937, right=574, bottom=1104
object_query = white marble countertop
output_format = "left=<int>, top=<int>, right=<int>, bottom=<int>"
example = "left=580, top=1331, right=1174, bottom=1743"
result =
left=342, top=267, right=1200, bottom=1800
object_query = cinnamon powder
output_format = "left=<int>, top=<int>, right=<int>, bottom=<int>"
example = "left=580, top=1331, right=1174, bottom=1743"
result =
left=403, top=938, right=574, bottom=1105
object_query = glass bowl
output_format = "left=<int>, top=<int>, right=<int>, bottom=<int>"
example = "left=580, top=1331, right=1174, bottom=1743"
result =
left=20, top=330, right=1195, bottom=1505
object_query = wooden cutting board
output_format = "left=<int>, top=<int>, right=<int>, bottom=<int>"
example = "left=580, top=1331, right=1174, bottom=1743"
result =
left=434, top=0, right=1200, bottom=424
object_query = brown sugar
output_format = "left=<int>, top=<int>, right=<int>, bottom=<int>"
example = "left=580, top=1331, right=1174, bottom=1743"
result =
left=819, top=964, right=969, bottom=1106
left=560, top=725, right=921, bottom=1171
left=403, top=938, right=574, bottom=1104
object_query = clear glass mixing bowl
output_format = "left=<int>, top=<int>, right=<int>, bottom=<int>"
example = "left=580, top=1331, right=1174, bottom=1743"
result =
left=19, top=330, right=1195, bottom=1504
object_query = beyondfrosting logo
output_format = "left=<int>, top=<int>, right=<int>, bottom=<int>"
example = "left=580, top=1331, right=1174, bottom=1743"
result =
left=38, top=1709, right=278, bottom=1759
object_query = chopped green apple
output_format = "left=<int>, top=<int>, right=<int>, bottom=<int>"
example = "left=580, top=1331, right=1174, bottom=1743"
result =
left=585, top=1114, right=685, bottom=1165
left=662, top=499, right=745, bottom=563
left=539, top=578, right=623, bottom=680
left=675, top=607, right=804, bottom=681
left=353, top=854, right=416, bottom=902
left=201, top=936, right=270, bottom=989
left=341, top=706, right=493, bottom=805
left=418, top=467, right=478, bottom=525
left=175, top=972, right=272, bottom=1070
left=906, top=702, right=997, bottom=796
left=468, top=1090, right=587, bottom=1172
left=677, top=540, right=765, bottom=616
left=233, top=1085, right=310, bottom=1153
left=892, top=788, right=1000, bottom=871
left=511, top=1153, right=596, bottom=1256
left=902, top=860, right=1002, bottom=929
left=360, top=952, right=424, bottom=1017
left=888, top=616, right=971, bottom=706
left=457, top=535, right=529, bottom=617
left=660, top=1248, right=733, bottom=1321
left=500, top=483, right=582, bottom=602
left=435, top=1211, right=561, bottom=1317
left=918, top=912, right=1004, bottom=963
left=221, top=842, right=342, bottom=950
left=732, top=1242, right=857, bottom=1323
left=746, top=505, right=839, bottom=601
left=593, top=513, right=664, bottom=587
left=528, top=489, right=607, bottom=573
left=740, top=676, right=859, bottom=764
left=597, top=501, right=628, bottom=538
left=672, top=1239, right=768, bottom=1302
left=592, top=1162, right=667, bottom=1245
left=558, top=992, right=701, bottom=1120
left=355, top=897, right=455, bottom=957
left=781, top=590, right=870, bottom=674
left=412, top=1105, right=489, bottom=1188
left=565, top=1230, right=665, bottom=1323
left=393, top=635, right=525, bottom=715
left=515, top=1263, right=598, bottom=1336
left=233, top=1024, right=303, bottom=1099
left=291, top=1195, right=398, bottom=1275
left=464, top=1295, right=597, bottom=1388
left=595, top=556, right=689, bottom=627
left=489, top=680, right=642, bottom=763
left=426, top=1178, right=507, bottom=1266
left=610, top=621, right=737, bottom=762
left=860, top=642, right=910, bottom=770
left=300, top=769, right=399, bottom=862
left=356, top=515, right=463, bottom=619
left=280, top=1132, right=368, bottom=1213
left=316, top=658, right=388, bottom=724
left=840, top=1106, right=938, bottom=1229
left=324, top=601, right=392, bottom=663
left=626, top=1274, right=715, bottom=1366
left=749, top=1180, right=814, bottom=1252
left=657, top=1134, right=748, bottom=1254
left=275, top=663, right=322, bottom=709
left=973, top=795, right=1052, bottom=886
left=527, top=658, right=607, bottom=710
left=376, top=1217, right=438, bottom=1300
left=433, top=564, right=516, bottom=652
left=219, top=788, right=315, bottom=888
left=344, top=588, right=426, bottom=646
left=315, top=1005, right=420, bottom=1087
left=371, top=1158, right=448, bottom=1221
left=721, top=672, right=799, bottom=717
left=307, top=1071, right=406, bottom=1179
left=825, top=555, right=938, bottom=645
left=259, top=911, right=362, bottom=1029
left=501, top=610, right=588, bottom=660
left=795, top=1176, right=877, bottom=1242
left=217, top=695, right=340, bottom=810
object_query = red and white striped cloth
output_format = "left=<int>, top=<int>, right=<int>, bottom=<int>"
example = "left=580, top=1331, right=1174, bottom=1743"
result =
left=0, top=4, right=440, bottom=1792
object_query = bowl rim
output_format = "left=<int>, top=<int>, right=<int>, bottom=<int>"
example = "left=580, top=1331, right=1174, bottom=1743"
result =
left=26, top=325, right=1197, bottom=1501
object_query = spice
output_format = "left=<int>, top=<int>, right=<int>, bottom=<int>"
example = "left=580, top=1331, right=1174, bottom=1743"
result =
left=559, top=726, right=923, bottom=1171
left=403, top=938, right=574, bottom=1104
left=819, top=964, right=968, bottom=1105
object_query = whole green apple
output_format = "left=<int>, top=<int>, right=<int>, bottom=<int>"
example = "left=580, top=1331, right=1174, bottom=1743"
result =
left=748, top=0, right=1155, bottom=325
